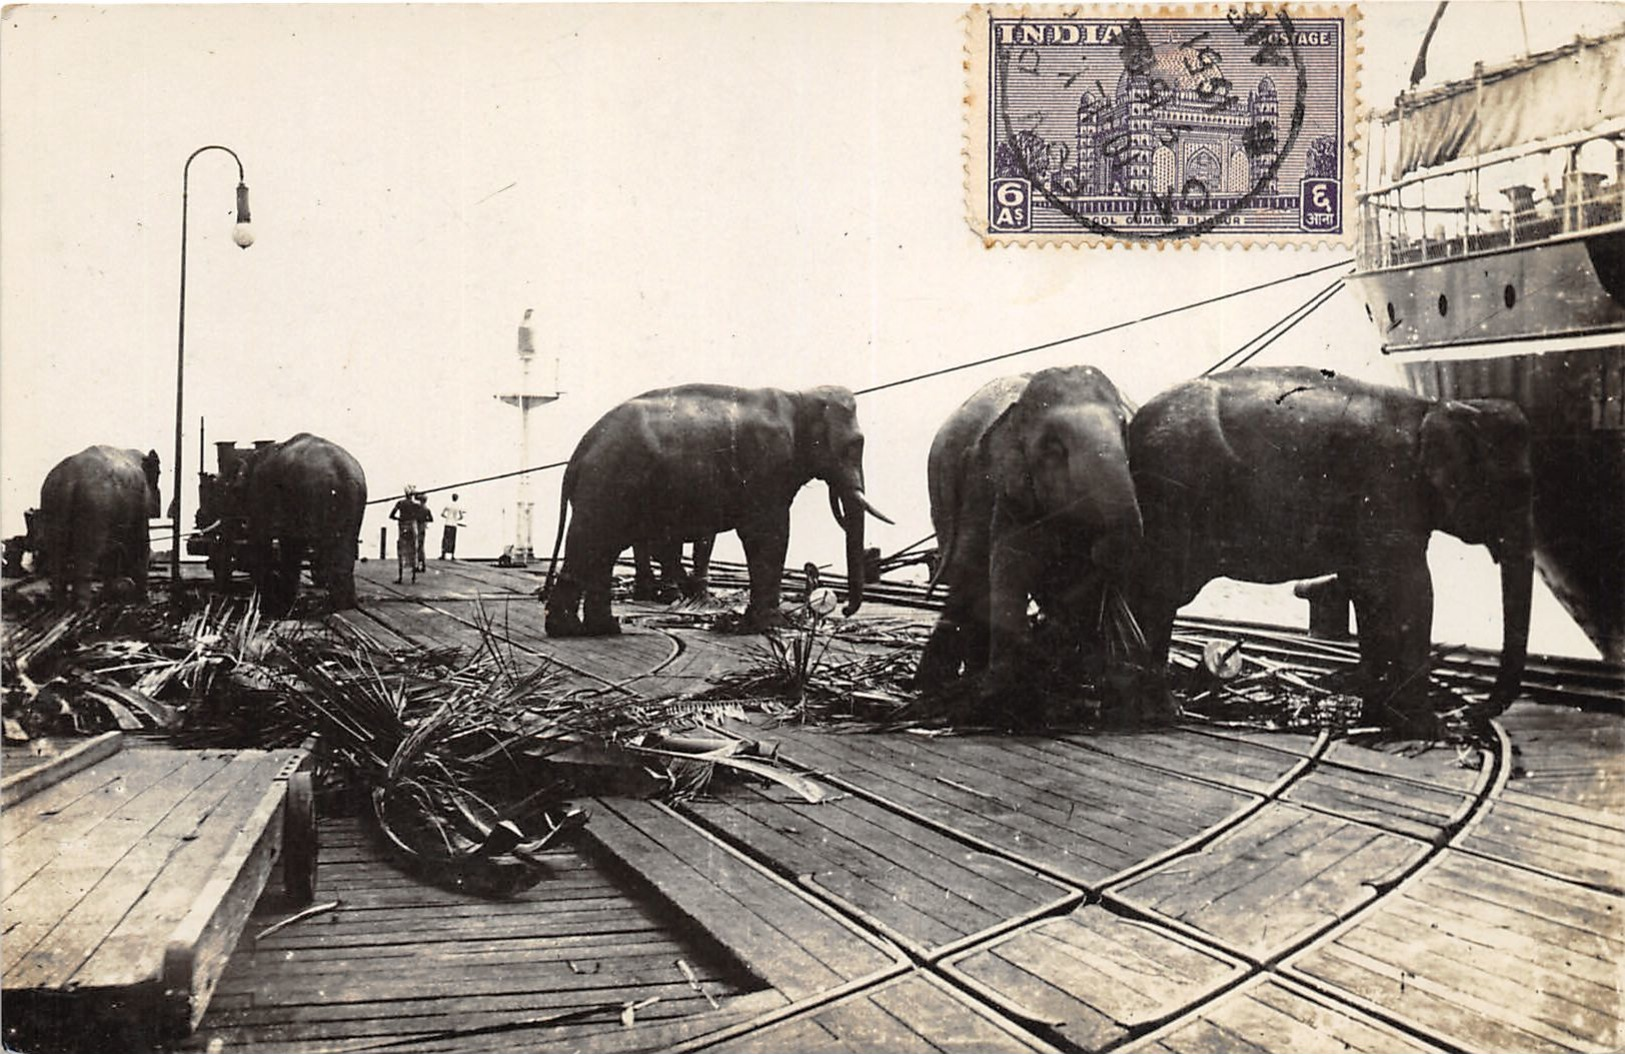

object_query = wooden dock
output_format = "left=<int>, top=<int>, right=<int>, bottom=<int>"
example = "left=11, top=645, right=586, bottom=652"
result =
left=19, top=557, right=1618, bottom=1053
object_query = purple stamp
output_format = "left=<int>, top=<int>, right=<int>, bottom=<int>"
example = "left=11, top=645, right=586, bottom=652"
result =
left=966, top=5, right=1358, bottom=245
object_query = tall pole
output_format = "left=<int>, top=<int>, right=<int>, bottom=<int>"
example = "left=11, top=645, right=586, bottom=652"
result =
left=173, top=145, right=254, bottom=585
left=495, top=308, right=558, bottom=566
left=517, top=335, right=534, bottom=561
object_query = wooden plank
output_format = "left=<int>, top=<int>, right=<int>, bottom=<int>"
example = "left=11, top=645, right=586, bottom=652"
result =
left=11, top=752, right=281, bottom=992
left=1460, top=794, right=1625, bottom=889
left=685, top=795, right=968, bottom=952
left=1288, top=850, right=1625, bottom=1054
left=1, top=746, right=197, bottom=852
left=772, top=729, right=1256, bottom=887
left=73, top=752, right=304, bottom=992
left=707, top=971, right=1060, bottom=1054
left=683, top=785, right=1076, bottom=958
left=1284, top=765, right=1471, bottom=841
left=163, top=753, right=302, bottom=1035
left=1109, top=803, right=1429, bottom=960
left=1498, top=702, right=1625, bottom=812
left=0, top=732, right=123, bottom=809
left=1055, top=730, right=1303, bottom=795
left=1293, top=941, right=1587, bottom=1053
left=202, top=981, right=738, bottom=1044
left=943, top=906, right=1242, bottom=1051
left=1322, top=738, right=1486, bottom=793
left=771, top=733, right=1147, bottom=885
left=1415, top=850, right=1624, bottom=943
left=1337, top=911, right=1619, bottom=1038
left=582, top=797, right=901, bottom=1000
left=1117, top=977, right=1448, bottom=1054
left=3, top=752, right=241, bottom=971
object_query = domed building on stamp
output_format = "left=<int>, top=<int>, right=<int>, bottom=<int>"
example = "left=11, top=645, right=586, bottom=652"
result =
left=1074, top=44, right=1279, bottom=197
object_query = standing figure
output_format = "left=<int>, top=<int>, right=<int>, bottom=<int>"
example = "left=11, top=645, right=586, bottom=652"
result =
left=413, top=493, right=433, bottom=573
left=439, top=493, right=466, bottom=560
left=542, top=384, right=891, bottom=637
left=391, top=486, right=422, bottom=584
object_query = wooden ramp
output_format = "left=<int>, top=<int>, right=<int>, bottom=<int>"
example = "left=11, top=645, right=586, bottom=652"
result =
left=120, top=560, right=1625, bottom=1051
left=1, top=737, right=310, bottom=1050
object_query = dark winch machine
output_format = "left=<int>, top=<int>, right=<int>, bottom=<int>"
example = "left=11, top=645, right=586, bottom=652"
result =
left=187, top=439, right=276, bottom=587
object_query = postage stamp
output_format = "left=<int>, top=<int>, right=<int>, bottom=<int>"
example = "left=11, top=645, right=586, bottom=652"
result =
left=966, top=4, right=1359, bottom=246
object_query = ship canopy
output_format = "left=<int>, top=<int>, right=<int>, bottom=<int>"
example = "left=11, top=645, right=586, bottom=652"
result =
left=1387, top=27, right=1625, bottom=182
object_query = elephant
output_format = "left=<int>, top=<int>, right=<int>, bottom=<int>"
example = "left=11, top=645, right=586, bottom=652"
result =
left=219, top=433, right=368, bottom=611
left=632, top=535, right=716, bottom=602
left=543, top=384, right=891, bottom=637
left=913, top=366, right=1145, bottom=719
left=1128, top=367, right=1534, bottom=734
left=38, top=446, right=161, bottom=608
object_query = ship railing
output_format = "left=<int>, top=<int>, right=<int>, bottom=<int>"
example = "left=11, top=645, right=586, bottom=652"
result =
left=1356, top=126, right=1625, bottom=271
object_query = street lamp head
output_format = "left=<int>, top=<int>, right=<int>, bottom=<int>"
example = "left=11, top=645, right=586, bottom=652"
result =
left=233, top=182, right=254, bottom=249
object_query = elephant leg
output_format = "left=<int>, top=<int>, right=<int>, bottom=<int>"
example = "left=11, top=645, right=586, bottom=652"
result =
left=329, top=538, right=359, bottom=609
left=631, top=544, right=658, bottom=601
left=683, top=536, right=715, bottom=599
left=738, top=515, right=790, bottom=631
left=71, top=525, right=106, bottom=610
left=917, top=569, right=970, bottom=687
left=127, top=520, right=150, bottom=601
left=544, top=571, right=587, bottom=636
left=650, top=541, right=685, bottom=602
left=983, top=531, right=1040, bottom=708
left=275, top=541, right=305, bottom=613
left=1350, top=554, right=1436, bottom=734
left=579, top=550, right=622, bottom=635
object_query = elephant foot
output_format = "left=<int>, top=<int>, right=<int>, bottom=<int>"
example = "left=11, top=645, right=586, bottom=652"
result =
left=1372, top=700, right=1439, bottom=741
left=738, top=606, right=791, bottom=634
left=545, top=608, right=586, bottom=637
left=582, top=614, right=622, bottom=636
left=680, top=581, right=710, bottom=602
left=630, top=580, right=659, bottom=602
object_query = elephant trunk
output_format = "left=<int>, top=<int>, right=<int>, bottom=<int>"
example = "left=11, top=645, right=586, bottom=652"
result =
left=1490, top=546, right=1533, bottom=713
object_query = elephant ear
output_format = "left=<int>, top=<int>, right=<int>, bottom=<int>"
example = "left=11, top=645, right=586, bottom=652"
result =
left=980, top=401, right=1036, bottom=516
left=1420, top=402, right=1477, bottom=522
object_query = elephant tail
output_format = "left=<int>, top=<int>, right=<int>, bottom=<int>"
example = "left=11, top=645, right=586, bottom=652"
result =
left=540, top=468, right=573, bottom=599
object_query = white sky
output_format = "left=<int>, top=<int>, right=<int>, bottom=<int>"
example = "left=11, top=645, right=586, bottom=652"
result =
left=3, top=2, right=1619, bottom=657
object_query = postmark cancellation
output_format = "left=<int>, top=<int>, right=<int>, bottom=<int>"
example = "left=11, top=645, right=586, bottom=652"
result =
left=967, top=4, right=1360, bottom=246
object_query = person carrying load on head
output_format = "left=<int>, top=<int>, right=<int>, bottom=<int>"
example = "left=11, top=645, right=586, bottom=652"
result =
left=391, top=485, right=424, bottom=584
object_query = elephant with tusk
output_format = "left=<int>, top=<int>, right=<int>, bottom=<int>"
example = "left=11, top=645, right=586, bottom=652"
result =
left=1128, top=367, right=1535, bottom=735
left=543, top=384, right=891, bottom=637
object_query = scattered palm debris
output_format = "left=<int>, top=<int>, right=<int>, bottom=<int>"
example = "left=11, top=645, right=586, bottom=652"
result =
left=1, top=592, right=829, bottom=898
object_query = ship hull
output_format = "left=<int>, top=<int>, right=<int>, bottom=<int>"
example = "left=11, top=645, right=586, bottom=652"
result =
left=1350, top=230, right=1625, bottom=662
left=1402, top=346, right=1624, bottom=663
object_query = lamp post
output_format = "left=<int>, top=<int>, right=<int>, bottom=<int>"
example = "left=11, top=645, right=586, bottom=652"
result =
left=172, top=145, right=254, bottom=585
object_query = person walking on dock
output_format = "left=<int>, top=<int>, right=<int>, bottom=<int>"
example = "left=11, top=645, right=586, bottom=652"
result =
left=439, top=493, right=466, bottom=560
left=391, top=486, right=427, bottom=584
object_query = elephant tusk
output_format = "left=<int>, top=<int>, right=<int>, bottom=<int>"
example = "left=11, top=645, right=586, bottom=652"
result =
left=853, top=491, right=895, bottom=525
